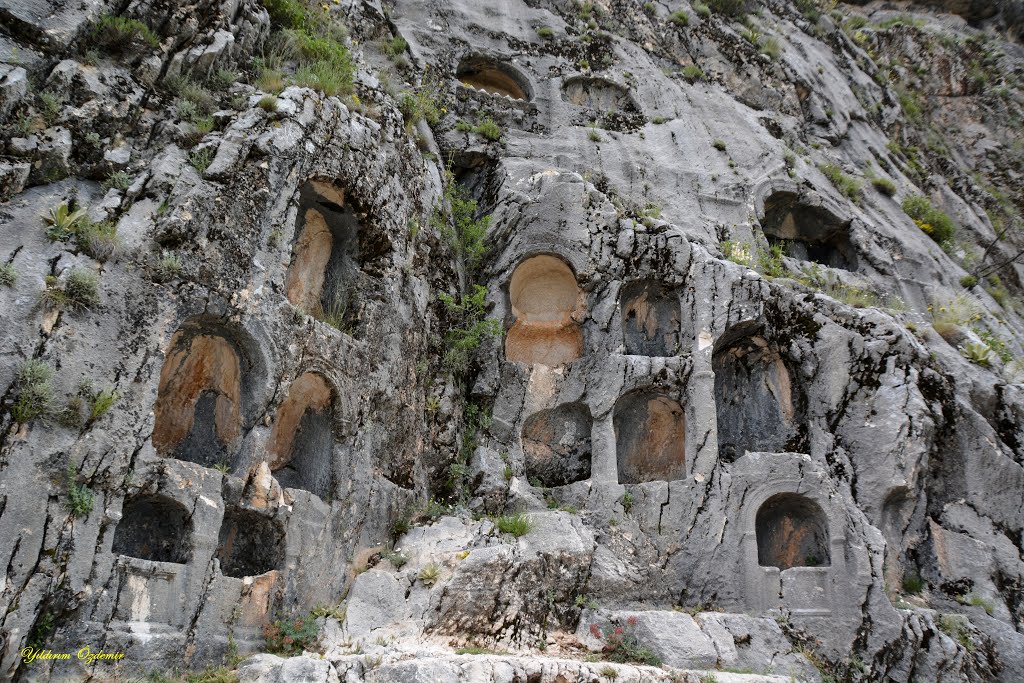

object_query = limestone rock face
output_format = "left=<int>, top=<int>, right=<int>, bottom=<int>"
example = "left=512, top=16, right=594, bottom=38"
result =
left=1, top=0, right=1024, bottom=681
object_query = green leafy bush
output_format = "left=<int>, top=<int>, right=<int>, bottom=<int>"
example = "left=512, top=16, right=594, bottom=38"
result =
left=438, top=285, right=501, bottom=372
left=588, top=616, right=662, bottom=665
left=681, top=65, right=704, bottom=81
left=902, top=574, right=925, bottom=594
left=819, top=163, right=862, bottom=202
left=85, top=15, right=159, bottom=54
left=536, top=26, right=555, bottom=39
left=12, top=360, right=55, bottom=423
left=77, top=219, right=121, bottom=262
left=902, top=195, right=956, bottom=245
left=0, top=263, right=16, bottom=287
left=496, top=513, right=534, bottom=537
left=65, top=465, right=95, bottom=518
left=264, top=613, right=321, bottom=656
left=707, top=0, right=747, bottom=18
left=669, top=10, right=689, bottom=26
left=871, top=176, right=897, bottom=196
left=189, top=148, right=214, bottom=173
left=43, top=203, right=88, bottom=242
left=64, top=269, right=101, bottom=309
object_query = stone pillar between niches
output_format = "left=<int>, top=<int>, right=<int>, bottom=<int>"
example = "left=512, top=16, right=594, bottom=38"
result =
left=590, top=411, right=618, bottom=483
left=686, top=370, right=718, bottom=479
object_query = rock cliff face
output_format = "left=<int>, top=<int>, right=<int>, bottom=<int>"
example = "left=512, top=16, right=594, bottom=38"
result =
left=1, top=0, right=1024, bottom=681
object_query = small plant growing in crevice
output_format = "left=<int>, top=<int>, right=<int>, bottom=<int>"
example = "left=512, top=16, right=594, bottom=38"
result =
left=189, top=148, right=214, bottom=173
left=102, top=170, right=132, bottom=192
left=154, top=250, right=184, bottom=282
left=85, top=15, right=160, bottom=54
left=496, top=513, right=534, bottom=537
left=819, top=163, right=861, bottom=203
left=902, top=573, right=925, bottom=595
left=12, top=360, right=55, bottom=423
left=588, top=616, right=661, bottom=665
left=264, top=612, right=321, bottom=656
left=437, top=286, right=501, bottom=373
left=418, top=562, right=441, bottom=586
left=43, top=203, right=88, bottom=242
left=902, top=195, right=956, bottom=246
left=0, top=263, right=16, bottom=287
left=65, top=465, right=95, bottom=518
left=960, top=341, right=994, bottom=367
left=431, top=170, right=492, bottom=272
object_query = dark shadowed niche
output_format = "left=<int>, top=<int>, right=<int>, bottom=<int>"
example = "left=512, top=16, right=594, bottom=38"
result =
left=522, top=403, right=593, bottom=487
left=756, top=493, right=831, bottom=570
left=216, top=507, right=285, bottom=578
left=613, top=391, right=686, bottom=484
left=620, top=280, right=680, bottom=356
left=760, top=192, right=857, bottom=271
left=112, top=494, right=192, bottom=563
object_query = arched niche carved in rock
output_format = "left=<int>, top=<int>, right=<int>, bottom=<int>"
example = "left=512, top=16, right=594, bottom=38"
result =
left=613, top=391, right=685, bottom=484
left=153, top=319, right=261, bottom=470
left=755, top=493, right=831, bottom=570
left=760, top=192, right=857, bottom=270
left=561, top=77, right=638, bottom=113
left=216, top=507, right=284, bottom=578
left=620, top=280, right=680, bottom=356
left=266, top=372, right=335, bottom=500
left=112, top=494, right=191, bottom=564
left=522, top=403, right=593, bottom=487
left=713, top=331, right=801, bottom=461
left=505, top=255, right=584, bottom=367
left=457, top=56, right=531, bottom=100
left=285, top=180, right=364, bottom=327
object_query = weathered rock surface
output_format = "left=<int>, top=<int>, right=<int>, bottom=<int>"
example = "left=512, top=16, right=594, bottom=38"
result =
left=1, top=0, right=1024, bottom=681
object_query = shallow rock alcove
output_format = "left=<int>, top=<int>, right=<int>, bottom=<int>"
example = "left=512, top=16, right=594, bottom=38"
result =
left=152, top=318, right=260, bottom=470
left=522, top=403, right=593, bottom=487
left=457, top=56, right=531, bottom=100
left=756, top=493, right=831, bottom=570
left=620, top=280, right=680, bottom=356
left=760, top=191, right=857, bottom=270
left=285, top=180, right=363, bottom=324
left=112, top=494, right=191, bottom=563
left=713, top=330, right=801, bottom=461
left=613, top=391, right=686, bottom=484
left=216, top=507, right=285, bottom=578
left=561, top=76, right=638, bottom=112
left=266, top=372, right=335, bottom=500
left=505, top=255, right=584, bottom=367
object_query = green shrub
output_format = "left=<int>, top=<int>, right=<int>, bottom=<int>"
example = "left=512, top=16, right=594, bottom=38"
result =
left=712, top=139, right=727, bottom=151
left=902, top=574, right=925, bottom=594
left=12, top=360, right=55, bottom=423
left=760, top=36, right=781, bottom=59
left=960, top=341, right=994, bottom=367
left=64, top=269, right=101, bottom=309
left=902, top=195, right=956, bottom=244
left=496, top=513, right=534, bottom=537
left=76, top=219, right=121, bottom=262
left=258, top=94, right=278, bottom=112
left=88, top=387, right=120, bottom=421
left=536, top=26, right=555, bottom=39
left=473, top=117, right=501, bottom=141
left=189, top=148, right=214, bottom=173
left=288, top=29, right=355, bottom=96
left=42, top=203, right=88, bottom=242
left=382, top=35, right=408, bottom=55
left=669, top=10, right=689, bottom=26
left=0, top=263, right=16, bottom=287
left=438, top=286, right=501, bottom=372
left=38, top=92, right=62, bottom=125
left=418, top=562, right=441, bottom=586
left=681, top=65, right=704, bottom=81
left=264, top=613, right=321, bottom=655
left=398, top=86, right=442, bottom=126
left=588, top=617, right=662, bottom=665
left=693, top=2, right=712, bottom=18
left=85, top=15, right=159, bottom=54
left=871, top=176, right=897, bottom=196
left=432, top=174, right=492, bottom=271
left=959, top=275, right=978, bottom=288
left=707, top=0, right=747, bottom=18
left=102, top=170, right=132, bottom=192
left=65, top=465, right=94, bottom=518
left=819, top=163, right=861, bottom=202
left=154, top=250, right=183, bottom=282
